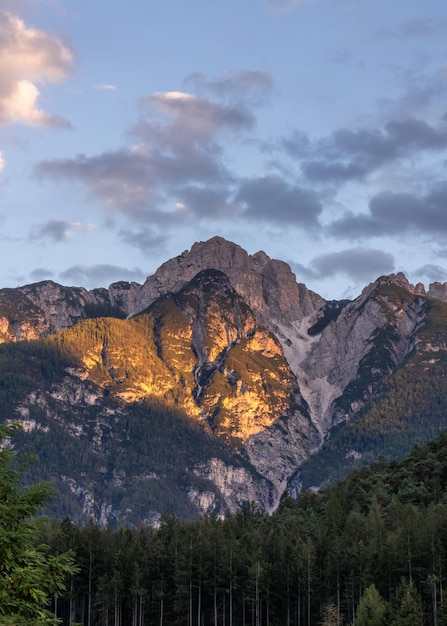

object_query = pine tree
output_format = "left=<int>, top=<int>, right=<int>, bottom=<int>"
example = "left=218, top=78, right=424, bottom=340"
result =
left=391, top=581, right=423, bottom=626
left=0, top=423, right=77, bottom=625
left=354, top=583, right=388, bottom=626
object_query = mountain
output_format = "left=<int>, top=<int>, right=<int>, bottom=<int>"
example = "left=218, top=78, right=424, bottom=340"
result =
left=1, top=236, right=447, bottom=525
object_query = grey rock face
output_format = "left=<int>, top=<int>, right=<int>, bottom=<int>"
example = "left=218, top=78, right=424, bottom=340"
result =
left=298, top=276, right=426, bottom=433
left=135, top=236, right=325, bottom=323
left=427, top=281, right=447, bottom=302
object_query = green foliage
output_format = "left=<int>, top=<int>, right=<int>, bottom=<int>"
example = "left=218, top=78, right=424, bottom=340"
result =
left=0, top=423, right=77, bottom=625
left=300, top=354, right=447, bottom=490
left=354, top=584, right=388, bottom=626
left=27, top=427, right=447, bottom=625
left=390, top=581, right=423, bottom=626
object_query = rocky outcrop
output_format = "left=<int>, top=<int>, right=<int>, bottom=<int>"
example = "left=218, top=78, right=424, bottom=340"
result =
left=192, top=457, right=278, bottom=514
left=427, top=281, right=447, bottom=302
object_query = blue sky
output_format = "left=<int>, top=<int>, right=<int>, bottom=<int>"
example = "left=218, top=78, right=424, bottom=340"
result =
left=1, top=0, right=447, bottom=300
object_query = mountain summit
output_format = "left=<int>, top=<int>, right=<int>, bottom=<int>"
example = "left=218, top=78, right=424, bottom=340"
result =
left=1, top=237, right=447, bottom=525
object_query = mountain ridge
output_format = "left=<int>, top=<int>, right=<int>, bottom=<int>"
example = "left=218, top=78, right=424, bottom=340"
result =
left=2, top=236, right=447, bottom=524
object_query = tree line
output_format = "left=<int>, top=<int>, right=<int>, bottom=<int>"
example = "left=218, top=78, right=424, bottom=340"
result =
left=3, top=430, right=446, bottom=624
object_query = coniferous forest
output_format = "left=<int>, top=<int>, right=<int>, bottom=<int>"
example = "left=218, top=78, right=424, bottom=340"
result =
left=4, top=423, right=447, bottom=625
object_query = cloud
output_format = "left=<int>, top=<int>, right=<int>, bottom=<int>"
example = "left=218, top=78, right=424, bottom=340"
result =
left=266, top=0, right=310, bottom=13
left=329, top=183, right=447, bottom=238
left=60, top=264, right=146, bottom=287
left=0, top=11, right=73, bottom=128
left=184, top=70, right=273, bottom=104
left=94, top=83, right=117, bottom=91
left=378, top=66, right=447, bottom=121
left=0, top=150, right=5, bottom=172
left=288, top=116, right=447, bottom=185
left=30, top=219, right=93, bottom=242
left=30, top=267, right=55, bottom=281
left=36, top=90, right=255, bottom=217
left=137, top=91, right=255, bottom=145
left=414, top=264, right=447, bottom=282
left=376, top=17, right=447, bottom=40
left=236, top=175, right=323, bottom=226
left=177, top=186, right=235, bottom=219
left=36, top=150, right=160, bottom=214
left=119, top=227, right=168, bottom=254
left=309, top=247, right=395, bottom=282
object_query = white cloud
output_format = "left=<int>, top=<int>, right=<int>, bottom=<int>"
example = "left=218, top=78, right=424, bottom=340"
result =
left=0, top=150, right=5, bottom=172
left=0, top=11, right=73, bottom=127
left=94, top=83, right=117, bottom=91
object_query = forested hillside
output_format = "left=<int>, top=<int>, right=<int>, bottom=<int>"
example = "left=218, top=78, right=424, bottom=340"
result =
left=33, top=429, right=447, bottom=626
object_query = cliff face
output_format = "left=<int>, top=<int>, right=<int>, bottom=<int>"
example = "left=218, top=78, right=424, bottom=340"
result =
left=2, top=237, right=447, bottom=525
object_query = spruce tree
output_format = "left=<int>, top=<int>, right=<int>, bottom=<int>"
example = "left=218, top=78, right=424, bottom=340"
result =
left=0, top=423, right=77, bottom=625
left=391, top=581, right=423, bottom=626
left=354, top=583, right=388, bottom=626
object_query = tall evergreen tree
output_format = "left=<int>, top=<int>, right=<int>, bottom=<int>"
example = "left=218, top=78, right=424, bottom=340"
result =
left=0, top=423, right=77, bottom=625
left=354, top=583, right=388, bottom=626
left=391, top=581, right=423, bottom=626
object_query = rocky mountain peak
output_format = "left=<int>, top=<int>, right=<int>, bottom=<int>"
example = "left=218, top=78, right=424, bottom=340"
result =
left=427, top=281, right=447, bottom=302
left=136, top=237, right=325, bottom=325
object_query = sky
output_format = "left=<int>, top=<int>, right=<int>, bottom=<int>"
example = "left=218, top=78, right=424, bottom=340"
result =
left=0, top=0, right=447, bottom=300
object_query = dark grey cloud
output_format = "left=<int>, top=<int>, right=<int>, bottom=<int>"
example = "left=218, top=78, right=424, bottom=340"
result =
left=60, top=264, right=145, bottom=287
left=29, top=219, right=84, bottom=242
left=310, top=247, right=395, bottom=281
left=184, top=70, right=273, bottom=104
left=178, top=186, right=235, bottom=219
left=284, top=115, right=447, bottom=185
left=236, top=175, right=323, bottom=226
left=329, top=183, right=447, bottom=239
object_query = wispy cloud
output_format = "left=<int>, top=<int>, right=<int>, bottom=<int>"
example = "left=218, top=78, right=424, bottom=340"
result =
left=184, top=70, right=273, bottom=104
left=94, top=83, right=117, bottom=91
left=265, top=0, right=310, bottom=14
left=376, top=17, right=447, bottom=41
left=60, top=263, right=145, bottom=287
left=30, top=219, right=93, bottom=242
